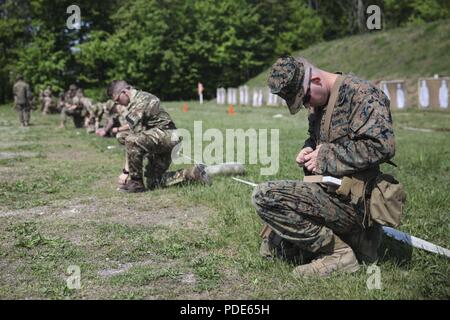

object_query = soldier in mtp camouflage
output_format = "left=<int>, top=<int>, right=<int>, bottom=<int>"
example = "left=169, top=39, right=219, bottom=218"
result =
left=107, top=80, right=211, bottom=193
left=12, top=75, right=33, bottom=126
left=40, top=86, right=57, bottom=115
left=59, top=84, right=85, bottom=129
left=85, top=101, right=105, bottom=133
left=252, top=56, right=395, bottom=277
left=95, top=100, right=127, bottom=138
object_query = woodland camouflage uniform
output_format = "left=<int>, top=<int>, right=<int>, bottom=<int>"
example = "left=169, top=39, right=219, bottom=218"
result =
left=253, top=56, right=395, bottom=275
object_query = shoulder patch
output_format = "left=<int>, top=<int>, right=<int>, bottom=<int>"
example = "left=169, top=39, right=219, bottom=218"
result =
left=126, top=112, right=140, bottom=126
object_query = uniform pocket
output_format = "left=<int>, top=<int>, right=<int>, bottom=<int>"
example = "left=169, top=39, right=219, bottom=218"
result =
left=369, top=174, right=406, bottom=228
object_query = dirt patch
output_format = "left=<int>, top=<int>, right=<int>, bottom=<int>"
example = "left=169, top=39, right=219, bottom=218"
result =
left=180, top=272, right=197, bottom=285
left=46, top=149, right=91, bottom=161
left=0, top=142, right=33, bottom=148
left=0, top=166, right=21, bottom=177
left=0, top=195, right=211, bottom=230
left=0, top=151, right=39, bottom=159
left=137, top=264, right=252, bottom=300
left=97, top=259, right=155, bottom=277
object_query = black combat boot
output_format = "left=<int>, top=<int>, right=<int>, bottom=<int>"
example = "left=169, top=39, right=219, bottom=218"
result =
left=344, top=223, right=383, bottom=264
left=185, top=164, right=211, bottom=185
left=119, top=178, right=145, bottom=193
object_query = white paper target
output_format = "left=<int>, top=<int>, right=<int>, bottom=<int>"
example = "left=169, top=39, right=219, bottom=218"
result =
left=419, top=80, right=430, bottom=108
left=439, top=80, right=448, bottom=109
left=396, top=83, right=405, bottom=109
left=252, top=90, right=259, bottom=107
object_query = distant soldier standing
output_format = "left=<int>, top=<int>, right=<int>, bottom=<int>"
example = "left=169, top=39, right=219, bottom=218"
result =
left=12, top=75, right=33, bottom=127
left=107, top=80, right=211, bottom=192
left=252, top=56, right=402, bottom=277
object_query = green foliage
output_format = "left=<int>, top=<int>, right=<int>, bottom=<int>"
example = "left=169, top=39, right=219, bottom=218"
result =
left=15, top=31, right=68, bottom=94
left=73, top=0, right=322, bottom=100
left=274, top=2, right=323, bottom=55
left=246, top=19, right=450, bottom=88
left=384, top=0, right=450, bottom=27
left=0, top=0, right=449, bottom=103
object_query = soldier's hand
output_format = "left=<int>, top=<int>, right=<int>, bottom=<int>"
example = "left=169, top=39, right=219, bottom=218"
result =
left=304, top=145, right=322, bottom=173
left=96, top=128, right=106, bottom=137
left=296, top=147, right=314, bottom=167
left=118, top=173, right=129, bottom=186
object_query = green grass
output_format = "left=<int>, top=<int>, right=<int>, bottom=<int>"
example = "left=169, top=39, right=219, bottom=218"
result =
left=0, top=102, right=449, bottom=299
left=246, top=19, right=450, bottom=98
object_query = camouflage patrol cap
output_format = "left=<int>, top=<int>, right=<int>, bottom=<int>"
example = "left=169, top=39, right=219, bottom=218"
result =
left=268, top=56, right=306, bottom=115
left=69, top=84, right=77, bottom=91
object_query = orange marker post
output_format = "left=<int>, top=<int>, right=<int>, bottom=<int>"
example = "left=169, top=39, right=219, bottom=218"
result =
left=183, top=103, right=189, bottom=113
left=228, top=105, right=235, bottom=115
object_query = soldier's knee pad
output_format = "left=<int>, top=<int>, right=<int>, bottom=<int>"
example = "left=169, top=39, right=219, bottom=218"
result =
left=251, top=182, right=272, bottom=208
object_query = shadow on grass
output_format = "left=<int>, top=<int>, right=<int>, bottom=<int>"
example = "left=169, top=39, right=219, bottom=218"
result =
left=378, top=234, right=413, bottom=268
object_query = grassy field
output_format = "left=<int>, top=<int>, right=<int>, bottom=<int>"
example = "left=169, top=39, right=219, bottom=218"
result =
left=0, top=101, right=449, bottom=299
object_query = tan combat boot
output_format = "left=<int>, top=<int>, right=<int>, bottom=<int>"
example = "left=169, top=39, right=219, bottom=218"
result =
left=259, top=225, right=312, bottom=264
left=292, top=234, right=360, bottom=277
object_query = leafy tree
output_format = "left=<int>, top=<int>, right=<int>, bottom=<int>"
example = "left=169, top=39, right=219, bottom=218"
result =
left=1, top=0, right=449, bottom=103
left=15, top=31, right=68, bottom=94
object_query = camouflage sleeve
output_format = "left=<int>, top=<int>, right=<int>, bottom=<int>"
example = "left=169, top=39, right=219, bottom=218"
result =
left=315, top=96, right=395, bottom=177
left=125, top=104, right=145, bottom=132
left=147, top=95, right=161, bottom=116
left=103, top=117, right=115, bottom=133
left=26, top=84, right=32, bottom=100
left=126, top=94, right=161, bottom=133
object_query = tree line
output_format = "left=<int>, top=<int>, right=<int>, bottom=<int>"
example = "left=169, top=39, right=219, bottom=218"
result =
left=1, top=0, right=448, bottom=103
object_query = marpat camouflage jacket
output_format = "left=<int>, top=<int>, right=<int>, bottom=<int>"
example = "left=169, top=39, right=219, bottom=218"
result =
left=303, top=74, right=395, bottom=177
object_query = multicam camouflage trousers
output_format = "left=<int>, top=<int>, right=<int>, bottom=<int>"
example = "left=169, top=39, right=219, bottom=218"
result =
left=119, top=129, right=189, bottom=189
left=42, top=97, right=56, bottom=114
left=252, top=180, right=362, bottom=253
left=60, top=107, right=84, bottom=128
left=15, top=103, right=31, bottom=125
